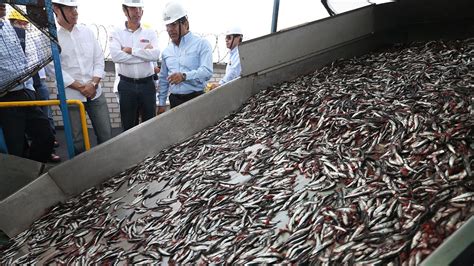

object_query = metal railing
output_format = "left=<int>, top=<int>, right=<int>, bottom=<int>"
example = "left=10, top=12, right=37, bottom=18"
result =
left=0, top=99, right=91, bottom=152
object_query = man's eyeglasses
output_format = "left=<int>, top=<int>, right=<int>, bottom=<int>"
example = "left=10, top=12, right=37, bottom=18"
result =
left=226, top=35, right=240, bottom=40
left=166, top=21, right=180, bottom=29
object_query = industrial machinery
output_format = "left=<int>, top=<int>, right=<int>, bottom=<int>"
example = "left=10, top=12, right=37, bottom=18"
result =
left=0, top=0, right=472, bottom=264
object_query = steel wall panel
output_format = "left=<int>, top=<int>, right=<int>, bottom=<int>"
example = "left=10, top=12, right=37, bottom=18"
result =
left=239, top=6, right=375, bottom=76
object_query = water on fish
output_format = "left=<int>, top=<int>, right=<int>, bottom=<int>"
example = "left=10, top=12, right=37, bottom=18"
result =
left=1, top=38, right=473, bottom=265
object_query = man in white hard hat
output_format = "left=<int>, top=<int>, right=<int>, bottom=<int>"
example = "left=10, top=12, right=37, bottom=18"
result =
left=110, top=0, right=160, bottom=131
left=209, top=26, right=243, bottom=90
left=51, top=0, right=112, bottom=155
left=157, top=1, right=213, bottom=114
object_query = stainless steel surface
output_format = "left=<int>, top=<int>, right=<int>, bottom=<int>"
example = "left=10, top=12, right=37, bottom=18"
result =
left=421, top=217, right=474, bottom=266
left=47, top=76, right=255, bottom=197
left=0, top=154, right=42, bottom=201
left=239, top=6, right=375, bottom=77
left=0, top=173, right=67, bottom=237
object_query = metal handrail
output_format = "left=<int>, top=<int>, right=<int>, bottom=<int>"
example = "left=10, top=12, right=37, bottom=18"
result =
left=0, top=99, right=91, bottom=151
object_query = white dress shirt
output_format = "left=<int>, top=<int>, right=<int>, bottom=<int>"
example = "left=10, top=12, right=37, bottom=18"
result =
left=52, top=24, right=105, bottom=102
left=109, top=23, right=160, bottom=79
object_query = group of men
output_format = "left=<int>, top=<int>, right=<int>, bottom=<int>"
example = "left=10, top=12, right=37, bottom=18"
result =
left=0, top=0, right=243, bottom=163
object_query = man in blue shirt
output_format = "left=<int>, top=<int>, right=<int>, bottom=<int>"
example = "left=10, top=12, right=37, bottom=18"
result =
left=157, top=1, right=213, bottom=114
left=0, top=21, right=54, bottom=163
left=209, top=25, right=243, bottom=90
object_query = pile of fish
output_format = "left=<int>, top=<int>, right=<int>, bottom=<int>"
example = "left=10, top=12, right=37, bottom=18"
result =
left=1, top=38, right=473, bottom=265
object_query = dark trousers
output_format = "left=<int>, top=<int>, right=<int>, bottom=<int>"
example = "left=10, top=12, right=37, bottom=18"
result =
left=0, top=89, right=54, bottom=163
left=33, top=79, right=56, bottom=135
left=169, top=91, right=204, bottom=109
left=118, top=79, right=156, bottom=131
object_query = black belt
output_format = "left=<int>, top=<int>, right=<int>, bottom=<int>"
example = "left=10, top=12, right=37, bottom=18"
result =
left=119, top=74, right=154, bottom=84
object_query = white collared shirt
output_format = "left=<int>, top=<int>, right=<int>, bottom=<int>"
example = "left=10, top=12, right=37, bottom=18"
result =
left=51, top=24, right=105, bottom=102
left=109, top=23, right=160, bottom=79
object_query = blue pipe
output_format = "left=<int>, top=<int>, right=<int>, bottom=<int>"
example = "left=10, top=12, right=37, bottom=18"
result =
left=0, top=127, right=8, bottom=154
left=0, top=0, right=38, bottom=4
left=271, top=0, right=280, bottom=33
left=44, top=0, right=76, bottom=158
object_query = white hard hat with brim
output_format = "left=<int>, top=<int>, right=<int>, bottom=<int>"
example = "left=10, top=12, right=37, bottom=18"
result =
left=123, top=0, right=145, bottom=7
left=52, top=0, right=79, bottom=7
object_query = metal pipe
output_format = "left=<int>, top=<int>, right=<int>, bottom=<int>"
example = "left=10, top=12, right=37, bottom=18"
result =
left=271, top=0, right=280, bottom=33
left=0, top=0, right=38, bottom=4
left=0, top=100, right=91, bottom=151
left=0, top=127, right=8, bottom=153
left=44, top=0, right=76, bottom=158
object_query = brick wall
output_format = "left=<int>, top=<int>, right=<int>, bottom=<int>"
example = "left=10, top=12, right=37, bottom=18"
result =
left=46, top=61, right=226, bottom=129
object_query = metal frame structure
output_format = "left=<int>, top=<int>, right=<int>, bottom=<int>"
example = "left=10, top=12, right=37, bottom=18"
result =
left=0, top=0, right=76, bottom=158
left=271, top=0, right=280, bottom=33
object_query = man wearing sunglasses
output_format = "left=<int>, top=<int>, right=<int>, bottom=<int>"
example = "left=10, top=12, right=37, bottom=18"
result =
left=209, top=26, right=243, bottom=90
left=157, top=1, right=213, bottom=114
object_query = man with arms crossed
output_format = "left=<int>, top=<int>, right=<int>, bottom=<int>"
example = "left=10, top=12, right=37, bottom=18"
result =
left=110, top=0, right=160, bottom=131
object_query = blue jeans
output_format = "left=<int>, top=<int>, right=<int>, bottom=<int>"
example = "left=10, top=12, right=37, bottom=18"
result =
left=118, top=79, right=156, bottom=131
left=67, top=93, right=112, bottom=154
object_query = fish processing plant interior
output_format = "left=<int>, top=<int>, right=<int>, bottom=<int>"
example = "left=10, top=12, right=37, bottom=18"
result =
left=1, top=0, right=473, bottom=264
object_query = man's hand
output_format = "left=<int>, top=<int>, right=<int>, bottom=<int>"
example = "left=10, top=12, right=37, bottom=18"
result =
left=144, top=44, right=154, bottom=49
left=122, top=47, right=132, bottom=54
left=80, top=83, right=97, bottom=99
left=154, top=66, right=161, bottom=74
left=157, top=106, right=166, bottom=115
left=209, top=83, right=219, bottom=91
left=168, top=72, right=185, bottom=85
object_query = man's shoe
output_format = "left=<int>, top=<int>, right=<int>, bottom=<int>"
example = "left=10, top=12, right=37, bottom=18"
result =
left=49, top=153, right=61, bottom=163
left=53, top=140, right=59, bottom=148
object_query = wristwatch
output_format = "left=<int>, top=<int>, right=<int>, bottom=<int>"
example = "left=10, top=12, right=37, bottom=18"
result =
left=182, top=72, right=187, bottom=81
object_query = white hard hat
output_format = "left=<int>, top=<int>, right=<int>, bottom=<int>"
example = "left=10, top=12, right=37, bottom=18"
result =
left=52, top=0, right=78, bottom=6
left=163, top=1, right=187, bottom=24
left=226, top=26, right=243, bottom=36
left=122, top=0, right=144, bottom=7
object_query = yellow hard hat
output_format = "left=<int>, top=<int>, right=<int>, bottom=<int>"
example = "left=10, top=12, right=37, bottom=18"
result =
left=8, top=10, right=29, bottom=23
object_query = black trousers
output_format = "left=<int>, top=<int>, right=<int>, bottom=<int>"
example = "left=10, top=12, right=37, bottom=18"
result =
left=169, top=91, right=204, bottom=109
left=118, top=78, right=156, bottom=131
left=0, top=89, right=54, bottom=163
